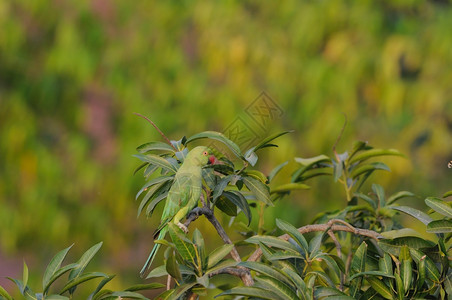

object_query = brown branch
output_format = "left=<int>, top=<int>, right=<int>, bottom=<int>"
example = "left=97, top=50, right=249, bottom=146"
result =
left=133, top=112, right=177, bottom=151
left=184, top=207, right=254, bottom=286
left=248, top=219, right=383, bottom=262
left=208, top=267, right=250, bottom=278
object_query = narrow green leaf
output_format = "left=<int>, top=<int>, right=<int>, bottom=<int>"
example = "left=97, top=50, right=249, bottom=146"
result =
left=255, top=276, right=298, bottom=300
left=168, top=282, right=198, bottom=300
left=216, top=287, right=279, bottom=300
left=425, top=197, right=452, bottom=218
left=132, top=154, right=178, bottom=173
left=42, top=244, right=74, bottom=291
left=379, top=237, right=435, bottom=256
left=44, top=295, right=69, bottom=300
left=386, top=191, right=415, bottom=205
left=292, top=155, right=331, bottom=182
left=186, top=131, right=243, bottom=159
left=124, top=283, right=165, bottom=292
left=137, top=141, right=175, bottom=153
left=443, top=190, right=452, bottom=198
left=252, top=131, right=293, bottom=153
left=242, top=176, right=273, bottom=206
left=238, top=262, right=292, bottom=286
left=60, top=272, right=109, bottom=294
left=205, top=259, right=237, bottom=275
left=207, top=244, right=234, bottom=269
left=216, top=195, right=237, bottom=216
left=416, top=255, right=426, bottom=290
left=351, top=242, right=367, bottom=275
left=426, top=219, right=452, bottom=233
left=410, top=249, right=440, bottom=283
left=394, top=272, right=404, bottom=300
left=87, top=275, right=115, bottom=300
left=271, top=183, right=310, bottom=194
left=350, top=162, right=390, bottom=179
left=44, top=263, right=79, bottom=294
left=282, top=268, right=307, bottom=298
left=349, top=271, right=395, bottom=281
left=108, top=291, right=148, bottom=299
left=366, top=277, right=393, bottom=299
left=135, top=176, right=173, bottom=200
left=223, top=191, right=251, bottom=225
left=275, top=219, right=309, bottom=255
left=68, top=242, right=103, bottom=292
left=268, top=161, right=289, bottom=182
left=348, top=148, right=403, bottom=164
left=379, top=253, right=393, bottom=275
left=22, top=261, right=28, bottom=290
left=372, top=184, right=385, bottom=208
left=0, top=286, right=13, bottom=300
left=401, top=260, right=412, bottom=293
left=212, top=175, right=233, bottom=202
left=246, top=235, right=300, bottom=252
left=387, top=206, right=433, bottom=225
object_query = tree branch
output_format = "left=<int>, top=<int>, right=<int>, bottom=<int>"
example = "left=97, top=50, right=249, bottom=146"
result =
left=133, top=113, right=177, bottom=151
left=248, top=219, right=383, bottom=262
left=184, top=207, right=254, bottom=286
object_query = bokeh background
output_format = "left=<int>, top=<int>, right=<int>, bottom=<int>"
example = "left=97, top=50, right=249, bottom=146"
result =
left=1, top=0, right=452, bottom=297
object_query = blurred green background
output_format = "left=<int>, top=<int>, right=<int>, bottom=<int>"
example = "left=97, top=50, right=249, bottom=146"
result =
left=1, top=0, right=452, bottom=297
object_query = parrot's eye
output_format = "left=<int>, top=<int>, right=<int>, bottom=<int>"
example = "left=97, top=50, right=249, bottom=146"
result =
left=203, top=151, right=208, bottom=156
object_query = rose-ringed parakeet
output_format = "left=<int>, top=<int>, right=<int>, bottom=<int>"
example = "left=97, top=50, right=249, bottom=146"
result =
left=140, top=146, right=215, bottom=277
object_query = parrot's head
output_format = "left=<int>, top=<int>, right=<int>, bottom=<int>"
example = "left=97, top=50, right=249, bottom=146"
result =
left=188, top=146, right=216, bottom=166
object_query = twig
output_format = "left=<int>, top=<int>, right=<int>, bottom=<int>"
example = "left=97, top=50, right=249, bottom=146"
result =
left=247, top=219, right=382, bottom=262
left=184, top=207, right=254, bottom=286
left=166, top=275, right=171, bottom=290
left=133, top=112, right=177, bottom=151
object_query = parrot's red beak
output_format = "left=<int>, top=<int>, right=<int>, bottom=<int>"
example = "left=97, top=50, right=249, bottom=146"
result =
left=208, top=155, right=217, bottom=165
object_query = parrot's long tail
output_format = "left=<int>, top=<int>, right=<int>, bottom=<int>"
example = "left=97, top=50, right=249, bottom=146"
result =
left=140, top=227, right=167, bottom=277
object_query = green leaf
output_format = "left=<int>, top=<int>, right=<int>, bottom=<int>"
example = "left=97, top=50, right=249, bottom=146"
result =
left=350, top=162, right=390, bottom=179
left=168, top=282, right=198, bottom=300
left=124, top=283, right=165, bottom=292
left=275, top=219, right=309, bottom=255
left=68, top=242, right=103, bottom=294
left=349, top=271, right=394, bottom=280
left=22, top=261, right=28, bottom=291
left=255, top=275, right=298, bottom=300
left=410, top=249, right=440, bottom=283
left=0, top=286, right=13, bottom=300
left=314, top=287, right=353, bottom=299
left=216, top=287, right=279, bottom=300
left=166, top=251, right=182, bottom=281
left=60, top=272, right=109, bottom=294
left=401, top=260, right=412, bottom=293
left=425, top=197, right=452, bottom=218
left=145, top=265, right=168, bottom=279
left=281, top=268, right=307, bottom=298
left=379, top=237, right=435, bottom=256
left=42, top=244, right=74, bottom=292
left=365, top=277, right=393, bottom=299
left=379, top=253, right=393, bottom=275
left=292, top=155, right=331, bottom=182
left=168, top=223, right=196, bottom=265
left=108, top=291, right=149, bottom=299
left=426, top=219, right=452, bottom=233
left=251, top=131, right=293, bottom=153
left=271, top=183, right=310, bottom=194
left=394, top=272, right=404, bottom=300
left=268, top=161, right=289, bottom=182
left=443, top=190, right=452, bottom=198
left=242, top=176, right=273, bottom=206
left=216, top=195, right=238, bottom=216
left=386, top=191, right=416, bottom=205
left=387, top=206, right=433, bottom=225
left=205, top=259, right=237, bottom=275
left=135, top=176, right=173, bottom=200
left=137, top=141, right=175, bottom=153
left=186, top=131, right=243, bottom=159
left=44, top=295, right=69, bottom=300
left=44, top=263, right=79, bottom=295
left=351, top=242, right=367, bottom=274
left=212, top=175, right=233, bottom=202
left=133, top=154, right=178, bottom=173
left=238, top=262, right=292, bottom=286
left=416, top=255, right=426, bottom=290
left=372, top=184, right=385, bottom=208
left=223, top=191, right=252, bottom=225
left=87, top=275, right=115, bottom=300
left=348, top=141, right=372, bottom=161
left=348, top=148, right=403, bottom=164
left=246, top=235, right=300, bottom=252
left=207, top=244, right=234, bottom=269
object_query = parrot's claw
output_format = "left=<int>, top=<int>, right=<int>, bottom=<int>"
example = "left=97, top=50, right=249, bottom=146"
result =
left=177, top=222, right=189, bottom=234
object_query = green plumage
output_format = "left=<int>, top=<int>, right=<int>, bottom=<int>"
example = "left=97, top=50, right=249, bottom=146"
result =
left=140, top=146, right=211, bottom=277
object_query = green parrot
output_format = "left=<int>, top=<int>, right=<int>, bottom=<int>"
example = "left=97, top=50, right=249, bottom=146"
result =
left=140, top=146, right=215, bottom=277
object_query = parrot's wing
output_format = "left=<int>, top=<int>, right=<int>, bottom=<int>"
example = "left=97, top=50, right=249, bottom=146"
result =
left=153, top=173, right=194, bottom=238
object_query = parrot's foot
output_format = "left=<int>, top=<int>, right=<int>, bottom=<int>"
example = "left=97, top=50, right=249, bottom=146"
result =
left=177, top=222, right=188, bottom=234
